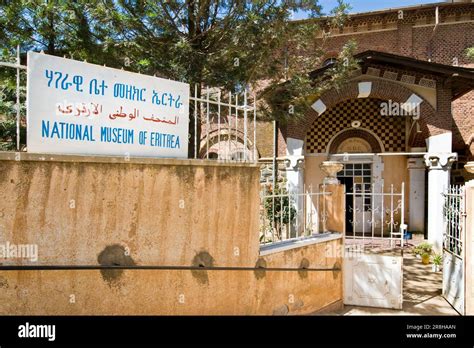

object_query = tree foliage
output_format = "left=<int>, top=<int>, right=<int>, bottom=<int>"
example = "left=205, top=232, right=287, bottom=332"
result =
left=260, top=39, right=359, bottom=123
left=0, top=0, right=359, bottom=154
left=467, top=47, right=474, bottom=61
left=263, top=183, right=297, bottom=241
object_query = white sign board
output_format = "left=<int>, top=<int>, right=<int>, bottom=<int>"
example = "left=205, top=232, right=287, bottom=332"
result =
left=27, top=52, right=189, bottom=158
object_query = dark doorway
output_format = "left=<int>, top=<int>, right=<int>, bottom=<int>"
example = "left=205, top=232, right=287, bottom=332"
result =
left=337, top=163, right=372, bottom=235
left=338, top=176, right=354, bottom=234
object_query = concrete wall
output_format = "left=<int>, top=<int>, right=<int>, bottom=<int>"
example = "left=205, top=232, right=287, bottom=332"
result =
left=0, top=269, right=342, bottom=315
left=0, top=153, right=260, bottom=267
left=0, top=237, right=342, bottom=315
left=304, top=157, right=325, bottom=190
left=0, top=152, right=343, bottom=315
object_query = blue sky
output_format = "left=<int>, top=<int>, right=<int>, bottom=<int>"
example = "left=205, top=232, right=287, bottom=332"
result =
left=292, top=0, right=439, bottom=19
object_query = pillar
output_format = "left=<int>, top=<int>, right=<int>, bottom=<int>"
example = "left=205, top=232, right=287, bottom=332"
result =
left=318, top=184, right=345, bottom=234
left=286, top=137, right=305, bottom=237
left=407, top=157, right=426, bottom=233
left=424, top=133, right=457, bottom=252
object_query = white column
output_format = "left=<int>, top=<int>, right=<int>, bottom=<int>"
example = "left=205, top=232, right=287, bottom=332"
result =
left=286, top=138, right=305, bottom=236
left=424, top=133, right=457, bottom=252
left=407, top=157, right=426, bottom=233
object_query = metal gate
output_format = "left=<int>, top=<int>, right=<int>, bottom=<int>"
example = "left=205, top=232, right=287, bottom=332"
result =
left=442, top=185, right=466, bottom=315
left=344, top=250, right=403, bottom=309
left=343, top=182, right=405, bottom=309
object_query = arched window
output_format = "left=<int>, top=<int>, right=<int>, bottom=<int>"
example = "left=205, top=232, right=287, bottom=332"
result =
left=231, top=151, right=246, bottom=161
left=208, top=152, right=219, bottom=160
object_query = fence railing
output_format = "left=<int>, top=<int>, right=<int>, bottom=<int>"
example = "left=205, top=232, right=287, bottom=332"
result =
left=259, top=184, right=332, bottom=245
left=0, top=45, right=26, bottom=151
left=344, top=182, right=405, bottom=248
left=443, top=185, right=466, bottom=257
left=190, top=85, right=257, bottom=162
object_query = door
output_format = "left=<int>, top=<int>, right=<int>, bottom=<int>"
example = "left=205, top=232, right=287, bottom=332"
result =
left=443, top=252, right=464, bottom=315
left=442, top=185, right=466, bottom=315
left=343, top=177, right=405, bottom=310
left=337, top=163, right=372, bottom=236
left=344, top=251, right=403, bottom=309
left=339, top=176, right=354, bottom=234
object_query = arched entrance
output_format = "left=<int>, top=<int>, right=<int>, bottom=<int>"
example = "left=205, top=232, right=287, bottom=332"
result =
left=289, top=78, right=438, bottom=145
left=303, top=95, right=408, bottom=238
left=327, top=128, right=384, bottom=155
left=199, top=129, right=257, bottom=161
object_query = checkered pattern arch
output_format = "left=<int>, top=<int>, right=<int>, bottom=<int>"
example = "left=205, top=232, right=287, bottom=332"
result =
left=305, top=98, right=406, bottom=153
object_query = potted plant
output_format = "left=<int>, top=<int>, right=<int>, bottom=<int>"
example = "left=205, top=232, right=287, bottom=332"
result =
left=432, top=254, right=442, bottom=272
left=413, top=242, right=433, bottom=264
left=421, top=252, right=431, bottom=265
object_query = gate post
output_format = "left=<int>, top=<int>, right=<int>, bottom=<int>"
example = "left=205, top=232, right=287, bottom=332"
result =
left=424, top=152, right=457, bottom=252
left=465, top=162, right=474, bottom=315
left=407, top=157, right=426, bottom=234
left=319, top=184, right=345, bottom=234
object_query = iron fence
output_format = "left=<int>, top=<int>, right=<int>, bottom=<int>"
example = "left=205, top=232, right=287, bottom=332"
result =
left=0, top=45, right=26, bottom=151
left=259, top=184, right=332, bottom=245
left=344, top=182, right=405, bottom=248
left=190, top=85, right=257, bottom=162
left=442, top=185, right=466, bottom=257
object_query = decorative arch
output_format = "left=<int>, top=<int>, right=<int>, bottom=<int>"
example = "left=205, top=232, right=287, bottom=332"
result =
left=326, top=128, right=384, bottom=154
left=198, top=128, right=258, bottom=159
left=287, top=78, right=440, bottom=145
left=305, top=97, right=405, bottom=153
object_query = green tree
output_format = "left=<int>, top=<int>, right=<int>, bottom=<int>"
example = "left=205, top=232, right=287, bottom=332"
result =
left=0, top=0, right=358, bottom=155
left=467, top=47, right=474, bottom=61
left=263, top=183, right=297, bottom=242
left=0, top=68, right=26, bottom=150
left=0, top=0, right=124, bottom=149
left=0, top=0, right=119, bottom=62
left=89, top=0, right=357, bottom=156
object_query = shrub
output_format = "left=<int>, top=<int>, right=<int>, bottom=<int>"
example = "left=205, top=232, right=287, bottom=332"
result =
left=432, top=254, right=442, bottom=266
left=413, top=242, right=433, bottom=256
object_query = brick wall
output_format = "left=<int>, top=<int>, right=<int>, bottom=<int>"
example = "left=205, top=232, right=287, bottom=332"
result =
left=211, top=4, right=473, bottom=161
left=273, top=3, right=474, bottom=158
left=285, top=78, right=451, bottom=149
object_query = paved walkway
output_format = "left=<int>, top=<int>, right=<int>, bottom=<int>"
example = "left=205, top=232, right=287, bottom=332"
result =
left=333, top=252, right=459, bottom=316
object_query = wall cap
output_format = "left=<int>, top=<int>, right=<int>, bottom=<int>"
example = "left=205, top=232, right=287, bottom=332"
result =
left=0, top=151, right=259, bottom=168
left=259, top=232, right=343, bottom=256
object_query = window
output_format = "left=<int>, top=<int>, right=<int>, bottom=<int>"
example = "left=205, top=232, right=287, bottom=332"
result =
left=231, top=151, right=246, bottom=161
left=337, top=163, right=372, bottom=211
left=208, top=152, right=219, bottom=160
